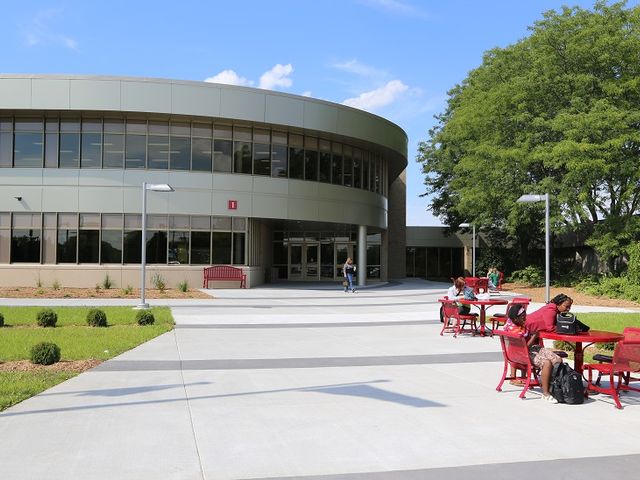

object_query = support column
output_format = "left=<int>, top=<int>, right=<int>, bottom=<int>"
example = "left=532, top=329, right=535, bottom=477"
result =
left=358, top=225, right=367, bottom=286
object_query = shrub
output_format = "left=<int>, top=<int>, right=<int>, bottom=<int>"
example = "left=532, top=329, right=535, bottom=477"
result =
left=178, top=280, right=188, bottom=293
left=30, top=342, right=61, bottom=365
left=0, top=312, right=4, bottom=327
left=151, top=273, right=166, bottom=292
left=102, top=274, right=113, bottom=290
left=86, top=308, right=108, bottom=327
left=36, top=277, right=43, bottom=288
left=36, top=308, right=58, bottom=327
left=52, top=280, right=61, bottom=290
left=552, top=340, right=575, bottom=352
left=627, top=242, right=640, bottom=285
left=136, top=310, right=155, bottom=326
left=122, top=285, right=133, bottom=295
left=509, top=265, right=544, bottom=287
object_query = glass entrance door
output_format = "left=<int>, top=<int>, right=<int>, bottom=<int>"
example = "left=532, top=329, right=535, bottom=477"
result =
left=289, top=243, right=320, bottom=280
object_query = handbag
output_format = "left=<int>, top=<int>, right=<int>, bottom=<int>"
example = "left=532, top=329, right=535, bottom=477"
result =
left=556, top=312, right=590, bottom=334
left=342, top=280, right=348, bottom=287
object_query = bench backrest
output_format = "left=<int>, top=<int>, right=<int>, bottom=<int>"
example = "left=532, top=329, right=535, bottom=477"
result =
left=204, top=265, right=243, bottom=277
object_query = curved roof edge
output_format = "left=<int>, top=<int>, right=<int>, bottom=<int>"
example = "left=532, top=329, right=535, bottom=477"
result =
left=0, top=74, right=408, bottom=176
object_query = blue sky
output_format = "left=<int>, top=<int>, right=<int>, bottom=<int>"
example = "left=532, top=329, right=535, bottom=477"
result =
left=2, top=0, right=633, bottom=226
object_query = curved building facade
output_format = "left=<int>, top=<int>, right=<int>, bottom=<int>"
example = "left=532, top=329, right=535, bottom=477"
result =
left=0, top=75, right=407, bottom=288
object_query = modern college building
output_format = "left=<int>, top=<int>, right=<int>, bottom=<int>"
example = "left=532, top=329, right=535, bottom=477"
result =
left=0, top=74, right=429, bottom=288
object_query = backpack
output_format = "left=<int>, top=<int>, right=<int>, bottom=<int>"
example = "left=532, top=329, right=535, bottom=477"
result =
left=550, top=363, right=585, bottom=404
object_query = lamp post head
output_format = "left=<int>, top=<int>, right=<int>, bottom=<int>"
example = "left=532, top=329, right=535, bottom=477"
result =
left=146, top=184, right=174, bottom=192
left=459, top=222, right=471, bottom=228
left=517, top=194, right=545, bottom=203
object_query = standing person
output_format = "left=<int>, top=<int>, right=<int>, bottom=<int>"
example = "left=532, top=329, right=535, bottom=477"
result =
left=525, top=293, right=573, bottom=335
left=504, top=304, right=563, bottom=403
left=343, top=257, right=357, bottom=293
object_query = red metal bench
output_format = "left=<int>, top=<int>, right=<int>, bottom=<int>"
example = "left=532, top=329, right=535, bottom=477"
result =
left=203, top=265, right=246, bottom=288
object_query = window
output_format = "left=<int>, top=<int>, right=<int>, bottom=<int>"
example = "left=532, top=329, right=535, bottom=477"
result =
left=319, top=140, right=331, bottom=183
left=212, top=232, right=231, bottom=264
left=123, top=230, right=142, bottom=263
left=304, top=136, right=318, bottom=181
left=192, top=138, right=212, bottom=172
left=103, top=134, right=125, bottom=168
left=271, top=144, right=287, bottom=177
left=14, top=132, right=43, bottom=167
left=168, top=231, right=189, bottom=264
left=331, top=143, right=343, bottom=185
left=353, top=149, right=362, bottom=189
left=191, top=231, right=210, bottom=264
left=213, top=139, right=232, bottom=172
left=57, top=213, right=78, bottom=263
left=233, top=232, right=245, bottom=264
left=253, top=143, right=271, bottom=176
left=233, top=141, right=252, bottom=174
left=78, top=214, right=100, bottom=263
left=81, top=120, right=102, bottom=168
left=101, top=230, right=122, bottom=263
left=343, top=146, right=353, bottom=187
left=11, top=214, right=41, bottom=263
left=170, top=122, right=190, bottom=170
left=125, top=120, right=146, bottom=169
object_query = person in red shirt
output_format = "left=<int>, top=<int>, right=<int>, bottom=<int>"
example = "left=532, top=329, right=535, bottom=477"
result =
left=525, top=293, right=573, bottom=335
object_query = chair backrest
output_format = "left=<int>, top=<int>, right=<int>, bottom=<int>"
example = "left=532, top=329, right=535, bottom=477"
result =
left=498, top=271, right=504, bottom=288
left=613, top=334, right=640, bottom=372
left=440, top=300, right=460, bottom=321
left=495, top=330, right=530, bottom=368
left=475, top=278, right=489, bottom=293
left=501, top=297, right=530, bottom=316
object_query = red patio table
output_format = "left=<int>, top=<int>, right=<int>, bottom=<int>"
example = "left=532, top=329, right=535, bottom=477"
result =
left=538, top=330, right=624, bottom=373
left=459, top=298, right=508, bottom=336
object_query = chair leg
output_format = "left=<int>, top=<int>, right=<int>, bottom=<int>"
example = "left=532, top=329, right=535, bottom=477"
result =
left=611, top=372, right=623, bottom=409
left=496, top=361, right=508, bottom=392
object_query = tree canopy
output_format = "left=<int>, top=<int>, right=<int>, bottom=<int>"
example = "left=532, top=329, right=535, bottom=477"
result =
left=418, top=1, right=640, bottom=270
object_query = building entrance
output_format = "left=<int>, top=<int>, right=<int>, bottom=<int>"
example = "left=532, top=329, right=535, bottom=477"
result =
left=288, top=243, right=320, bottom=280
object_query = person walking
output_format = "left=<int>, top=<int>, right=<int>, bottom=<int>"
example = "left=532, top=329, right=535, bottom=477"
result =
left=343, top=257, right=357, bottom=293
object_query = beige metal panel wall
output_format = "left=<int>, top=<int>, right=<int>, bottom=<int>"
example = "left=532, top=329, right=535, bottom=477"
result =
left=0, top=75, right=408, bottom=168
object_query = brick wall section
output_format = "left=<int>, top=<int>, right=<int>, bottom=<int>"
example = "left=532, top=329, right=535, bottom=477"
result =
left=387, top=168, right=407, bottom=279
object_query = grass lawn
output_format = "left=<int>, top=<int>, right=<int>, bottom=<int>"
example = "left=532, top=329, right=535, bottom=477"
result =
left=0, top=306, right=174, bottom=411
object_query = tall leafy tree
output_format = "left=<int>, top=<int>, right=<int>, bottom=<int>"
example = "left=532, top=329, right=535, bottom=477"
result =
left=418, top=1, right=640, bottom=271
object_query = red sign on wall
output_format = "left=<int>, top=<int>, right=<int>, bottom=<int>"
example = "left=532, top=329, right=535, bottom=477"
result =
left=228, top=200, right=238, bottom=210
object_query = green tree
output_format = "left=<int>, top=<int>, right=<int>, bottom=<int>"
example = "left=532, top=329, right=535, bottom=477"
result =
left=418, top=1, right=640, bottom=272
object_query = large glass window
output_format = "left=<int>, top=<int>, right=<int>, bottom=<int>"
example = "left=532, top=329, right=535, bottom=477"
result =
left=319, top=140, right=331, bottom=183
left=59, top=133, right=80, bottom=168
left=192, top=137, right=212, bottom=171
left=80, top=120, right=102, bottom=168
left=168, top=230, right=189, bottom=264
left=353, top=149, right=362, bottom=189
left=170, top=136, right=191, bottom=170
left=123, top=230, right=142, bottom=263
left=253, top=143, right=270, bottom=176
left=103, top=134, right=124, bottom=168
left=148, top=135, right=169, bottom=169
left=331, top=143, right=343, bottom=185
left=14, top=133, right=43, bottom=167
left=191, top=231, right=210, bottom=264
left=343, top=146, right=353, bottom=187
left=125, top=120, right=146, bottom=169
left=57, top=229, right=77, bottom=263
left=0, top=132, right=12, bottom=167
left=304, top=137, right=318, bottom=181
left=212, top=232, right=231, bottom=264
left=233, top=232, right=245, bottom=264
left=11, top=213, right=41, bottom=263
left=233, top=141, right=252, bottom=174
left=78, top=230, right=99, bottom=263
left=146, top=231, right=167, bottom=264
left=101, top=230, right=122, bottom=263
left=271, top=144, right=287, bottom=177
left=213, top=139, right=232, bottom=172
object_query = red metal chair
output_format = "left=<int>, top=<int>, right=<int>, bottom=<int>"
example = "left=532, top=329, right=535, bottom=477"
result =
left=497, top=271, right=504, bottom=290
left=583, top=328, right=640, bottom=409
left=475, top=277, right=489, bottom=294
left=592, top=327, right=640, bottom=386
left=439, top=299, right=479, bottom=338
left=494, top=329, right=541, bottom=398
left=488, top=297, right=531, bottom=336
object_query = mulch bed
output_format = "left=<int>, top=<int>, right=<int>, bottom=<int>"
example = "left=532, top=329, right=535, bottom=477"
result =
left=0, top=287, right=212, bottom=299
left=0, top=359, right=102, bottom=373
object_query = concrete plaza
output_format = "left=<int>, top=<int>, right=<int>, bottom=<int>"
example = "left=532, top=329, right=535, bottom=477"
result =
left=0, top=279, right=639, bottom=479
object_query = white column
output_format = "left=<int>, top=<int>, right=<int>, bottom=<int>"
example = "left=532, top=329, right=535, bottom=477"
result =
left=357, top=225, right=367, bottom=286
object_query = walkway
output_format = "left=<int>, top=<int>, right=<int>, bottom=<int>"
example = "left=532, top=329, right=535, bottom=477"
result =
left=0, top=279, right=639, bottom=479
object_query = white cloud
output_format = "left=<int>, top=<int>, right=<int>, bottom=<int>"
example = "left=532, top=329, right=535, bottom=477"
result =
left=204, top=69, right=254, bottom=87
left=331, top=59, right=385, bottom=78
left=204, top=64, right=294, bottom=91
left=342, top=80, right=409, bottom=112
left=301, top=91, right=313, bottom=97
left=258, top=63, right=293, bottom=90
left=23, top=8, right=79, bottom=51
left=358, top=0, right=428, bottom=17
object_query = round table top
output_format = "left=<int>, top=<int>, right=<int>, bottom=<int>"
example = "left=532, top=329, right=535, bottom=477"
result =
left=539, top=329, right=624, bottom=343
left=459, top=298, right=509, bottom=306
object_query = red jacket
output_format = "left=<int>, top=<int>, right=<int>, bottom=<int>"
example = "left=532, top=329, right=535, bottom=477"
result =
left=525, top=302, right=558, bottom=334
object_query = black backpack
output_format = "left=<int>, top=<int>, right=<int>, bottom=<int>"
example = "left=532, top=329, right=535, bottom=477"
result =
left=550, top=363, right=585, bottom=404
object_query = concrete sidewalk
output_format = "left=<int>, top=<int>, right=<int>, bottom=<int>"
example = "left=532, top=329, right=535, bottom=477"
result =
left=1, top=279, right=639, bottom=479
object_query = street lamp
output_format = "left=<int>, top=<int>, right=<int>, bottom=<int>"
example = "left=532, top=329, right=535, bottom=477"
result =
left=459, top=222, right=475, bottom=277
left=136, top=182, right=174, bottom=309
left=517, top=193, right=550, bottom=303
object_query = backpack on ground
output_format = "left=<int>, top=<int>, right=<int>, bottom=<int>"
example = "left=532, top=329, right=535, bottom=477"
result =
left=550, top=363, right=585, bottom=404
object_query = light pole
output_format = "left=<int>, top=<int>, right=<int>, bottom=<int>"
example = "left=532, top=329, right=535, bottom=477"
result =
left=517, top=193, right=550, bottom=303
left=136, top=182, right=174, bottom=309
left=459, top=222, right=475, bottom=277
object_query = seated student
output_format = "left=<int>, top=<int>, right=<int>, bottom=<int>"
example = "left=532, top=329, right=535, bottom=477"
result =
left=504, top=304, right=563, bottom=403
left=525, top=293, right=573, bottom=335
left=487, top=267, right=500, bottom=290
left=447, top=276, right=464, bottom=299
left=446, top=276, right=476, bottom=315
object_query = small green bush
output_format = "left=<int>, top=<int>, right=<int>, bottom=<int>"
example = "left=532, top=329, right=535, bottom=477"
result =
left=152, top=273, right=166, bottom=292
left=86, top=308, right=108, bottom=327
left=52, top=280, right=61, bottom=290
left=102, top=274, right=113, bottom=290
left=0, top=312, right=4, bottom=327
left=36, top=308, right=58, bottom=328
left=552, top=340, right=575, bottom=352
left=178, top=280, right=188, bottom=293
left=122, top=285, right=133, bottom=295
left=30, top=342, right=61, bottom=365
left=509, top=265, right=544, bottom=287
left=136, top=310, right=155, bottom=326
